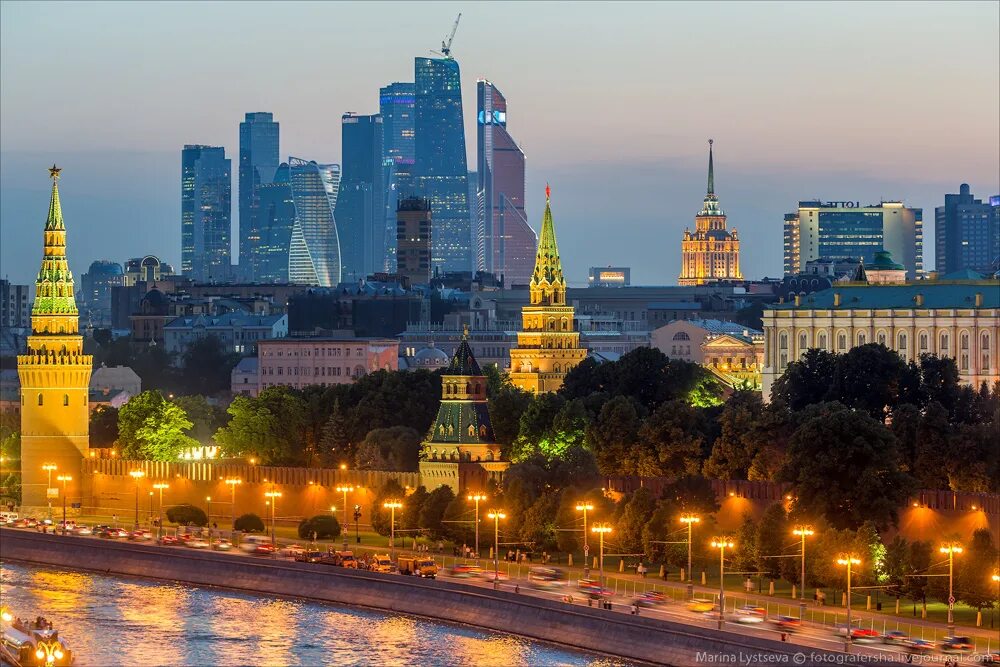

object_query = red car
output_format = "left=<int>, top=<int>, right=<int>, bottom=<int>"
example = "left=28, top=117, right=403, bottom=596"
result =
left=253, top=543, right=276, bottom=555
left=157, top=535, right=181, bottom=546
left=850, top=628, right=880, bottom=641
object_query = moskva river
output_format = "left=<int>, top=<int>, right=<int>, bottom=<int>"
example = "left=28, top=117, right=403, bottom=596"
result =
left=0, top=561, right=627, bottom=667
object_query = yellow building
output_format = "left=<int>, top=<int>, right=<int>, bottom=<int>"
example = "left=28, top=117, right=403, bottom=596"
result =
left=678, top=140, right=742, bottom=286
left=509, top=186, right=587, bottom=393
left=18, top=166, right=92, bottom=511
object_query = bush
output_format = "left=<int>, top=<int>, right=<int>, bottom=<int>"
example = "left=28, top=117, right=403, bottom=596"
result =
left=166, top=503, right=207, bottom=527
left=234, top=513, right=265, bottom=533
left=298, top=514, right=341, bottom=540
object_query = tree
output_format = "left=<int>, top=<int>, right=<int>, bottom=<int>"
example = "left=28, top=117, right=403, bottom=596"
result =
left=166, top=504, right=207, bottom=527
left=298, top=515, right=341, bottom=540
left=829, top=344, right=921, bottom=418
left=345, top=369, right=441, bottom=444
left=853, top=521, right=888, bottom=586
left=441, top=494, right=475, bottom=548
left=214, top=387, right=307, bottom=465
left=510, top=393, right=566, bottom=462
left=418, top=486, right=455, bottom=538
left=355, top=426, right=421, bottom=471
left=913, top=402, right=951, bottom=489
left=370, top=478, right=407, bottom=537
left=172, top=394, right=226, bottom=443
left=556, top=487, right=615, bottom=554
left=780, top=402, right=915, bottom=530
left=703, top=390, right=765, bottom=479
left=947, top=421, right=1000, bottom=492
left=731, top=513, right=759, bottom=573
left=118, top=390, right=198, bottom=460
left=903, top=540, right=933, bottom=604
left=488, top=385, right=532, bottom=452
left=519, top=492, right=561, bottom=551
left=616, top=487, right=657, bottom=555
left=177, top=334, right=240, bottom=396
left=90, top=405, right=119, bottom=448
left=755, top=503, right=787, bottom=580
left=917, top=354, right=960, bottom=413
left=957, top=528, right=999, bottom=610
left=637, top=399, right=705, bottom=478
left=401, top=486, right=429, bottom=531
left=586, top=395, right=643, bottom=476
left=770, top=348, right=838, bottom=410
left=319, top=399, right=353, bottom=467
left=234, top=513, right=265, bottom=533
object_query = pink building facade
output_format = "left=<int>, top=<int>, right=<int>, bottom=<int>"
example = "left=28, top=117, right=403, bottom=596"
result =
left=255, top=338, right=399, bottom=396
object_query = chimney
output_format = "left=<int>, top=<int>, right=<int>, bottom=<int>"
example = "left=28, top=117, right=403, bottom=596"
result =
left=915, top=293, right=923, bottom=307
left=794, top=294, right=802, bottom=307
left=833, top=293, right=841, bottom=307
left=975, top=293, right=983, bottom=307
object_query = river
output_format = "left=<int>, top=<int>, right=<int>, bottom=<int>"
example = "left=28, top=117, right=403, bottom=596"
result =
left=0, top=562, right=627, bottom=666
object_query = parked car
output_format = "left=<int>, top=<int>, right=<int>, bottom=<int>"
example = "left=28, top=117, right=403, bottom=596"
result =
left=294, top=550, right=327, bottom=564
left=941, top=636, right=974, bottom=654
left=398, top=557, right=438, bottom=578
left=128, top=529, right=153, bottom=541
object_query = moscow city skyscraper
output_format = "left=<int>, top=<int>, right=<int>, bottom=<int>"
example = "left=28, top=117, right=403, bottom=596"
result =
left=285, top=158, right=342, bottom=287
left=239, top=112, right=280, bottom=281
left=476, top=80, right=536, bottom=287
left=380, top=82, right=416, bottom=272
left=414, top=56, right=471, bottom=273
left=181, top=145, right=232, bottom=281
left=336, top=113, right=385, bottom=282
left=935, top=184, right=1000, bottom=275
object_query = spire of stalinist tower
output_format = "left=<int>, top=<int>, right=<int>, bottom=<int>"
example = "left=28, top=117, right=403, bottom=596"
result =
left=707, top=139, right=715, bottom=196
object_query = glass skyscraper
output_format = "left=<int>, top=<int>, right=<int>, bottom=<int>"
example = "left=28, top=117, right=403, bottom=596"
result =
left=476, top=80, right=536, bottom=286
left=935, top=184, right=999, bottom=275
left=415, top=57, right=471, bottom=273
left=239, top=112, right=280, bottom=281
left=336, top=113, right=385, bottom=282
left=181, top=145, right=231, bottom=281
left=380, top=82, right=415, bottom=272
left=285, top=157, right=342, bottom=286
left=255, top=178, right=296, bottom=283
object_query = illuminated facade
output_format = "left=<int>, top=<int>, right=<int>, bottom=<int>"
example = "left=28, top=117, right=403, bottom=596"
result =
left=419, top=330, right=508, bottom=492
left=285, top=158, right=342, bottom=287
left=678, top=140, right=742, bottom=286
left=239, top=112, right=280, bottom=280
left=509, top=187, right=587, bottom=393
left=18, top=167, right=92, bottom=510
left=380, top=82, right=416, bottom=271
left=181, top=145, right=232, bottom=281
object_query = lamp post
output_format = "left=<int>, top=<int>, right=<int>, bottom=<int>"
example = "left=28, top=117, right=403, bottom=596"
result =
left=576, top=502, right=594, bottom=576
left=793, top=525, right=814, bottom=616
left=383, top=500, right=402, bottom=554
left=206, top=496, right=213, bottom=549
left=487, top=509, right=506, bottom=590
left=264, top=490, right=282, bottom=550
left=153, top=483, right=168, bottom=540
left=353, top=504, right=362, bottom=544
left=836, top=554, right=861, bottom=649
left=711, top=537, right=735, bottom=630
left=224, top=477, right=241, bottom=529
left=33, top=639, right=66, bottom=666
left=591, top=523, right=612, bottom=596
left=147, top=491, right=153, bottom=525
left=56, top=475, right=71, bottom=534
left=680, top=514, right=701, bottom=599
left=940, top=543, right=963, bottom=636
left=129, top=470, right=145, bottom=529
left=336, top=485, right=354, bottom=526
left=468, top=493, right=486, bottom=558
left=42, top=463, right=57, bottom=521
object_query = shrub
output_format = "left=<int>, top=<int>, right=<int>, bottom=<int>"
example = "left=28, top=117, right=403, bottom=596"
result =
left=166, top=503, right=207, bottom=527
left=234, top=513, right=265, bottom=533
left=298, top=514, right=341, bottom=540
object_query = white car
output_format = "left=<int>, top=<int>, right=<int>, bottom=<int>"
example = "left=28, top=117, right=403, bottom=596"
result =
left=734, top=605, right=766, bottom=623
left=184, top=538, right=210, bottom=549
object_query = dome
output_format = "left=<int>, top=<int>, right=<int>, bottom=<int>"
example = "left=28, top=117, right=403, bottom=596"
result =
left=869, top=250, right=904, bottom=271
left=413, top=342, right=450, bottom=368
left=139, top=287, right=169, bottom=315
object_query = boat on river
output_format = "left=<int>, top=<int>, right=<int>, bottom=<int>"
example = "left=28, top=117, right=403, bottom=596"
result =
left=0, top=609, right=73, bottom=667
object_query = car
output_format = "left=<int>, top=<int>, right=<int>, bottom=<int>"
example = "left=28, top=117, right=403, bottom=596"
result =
left=449, top=564, right=483, bottom=578
left=883, top=630, right=908, bottom=644
left=253, top=543, right=277, bottom=556
left=279, top=544, right=306, bottom=558
left=688, top=600, right=715, bottom=613
left=734, top=605, right=767, bottom=623
left=482, top=570, right=509, bottom=582
left=73, top=525, right=93, bottom=536
left=633, top=591, right=667, bottom=607
left=770, top=616, right=801, bottom=631
left=577, top=579, right=612, bottom=598
left=851, top=628, right=880, bottom=641
left=128, top=529, right=153, bottom=541
left=528, top=567, right=566, bottom=589
left=906, top=639, right=934, bottom=654
left=212, top=539, right=233, bottom=551
left=294, top=550, right=327, bottom=564
left=980, top=651, right=1000, bottom=664
left=95, top=525, right=127, bottom=539
left=941, top=636, right=974, bottom=654
left=369, top=555, right=394, bottom=574
left=157, top=535, right=181, bottom=546
left=184, top=538, right=210, bottom=549
left=23, top=518, right=39, bottom=528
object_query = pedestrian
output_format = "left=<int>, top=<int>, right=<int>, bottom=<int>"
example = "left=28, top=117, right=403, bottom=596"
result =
left=514, top=584, right=520, bottom=594
left=632, top=602, right=639, bottom=616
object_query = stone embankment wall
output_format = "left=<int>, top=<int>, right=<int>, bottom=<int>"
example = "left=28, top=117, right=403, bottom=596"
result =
left=1, top=530, right=820, bottom=666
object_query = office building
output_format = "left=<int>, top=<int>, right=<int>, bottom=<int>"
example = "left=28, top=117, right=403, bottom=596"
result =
left=256, top=337, right=399, bottom=395
left=783, top=199, right=923, bottom=279
left=588, top=267, right=631, bottom=287
left=254, top=179, right=296, bottom=283
left=239, top=112, right=280, bottom=280
left=509, top=187, right=587, bottom=393
left=678, top=141, right=742, bottom=286
left=181, top=145, right=232, bottom=281
left=336, top=113, right=385, bottom=281
left=396, top=197, right=432, bottom=286
left=380, top=82, right=416, bottom=270
left=164, top=312, right=288, bottom=356
left=123, top=255, right=175, bottom=286
left=1, top=279, right=31, bottom=329
left=284, top=158, right=342, bottom=287
left=79, top=260, right=124, bottom=326
left=414, top=56, right=471, bottom=273
left=935, top=184, right=1000, bottom=275
left=476, top=80, right=536, bottom=287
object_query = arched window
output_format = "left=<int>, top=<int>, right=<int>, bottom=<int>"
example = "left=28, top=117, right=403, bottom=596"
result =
left=960, top=333, right=969, bottom=350
left=778, top=332, right=788, bottom=350
left=982, top=333, right=991, bottom=370
left=898, top=333, right=907, bottom=351
left=837, top=333, right=847, bottom=351
left=37, top=393, right=43, bottom=406
left=63, top=394, right=69, bottom=406
left=817, top=333, right=827, bottom=350
left=919, top=333, right=928, bottom=351
left=858, top=333, right=866, bottom=346
left=798, top=332, right=808, bottom=351
left=940, top=333, right=949, bottom=352
left=673, top=331, right=690, bottom=341
left=877, top=331, right=886, bottom=346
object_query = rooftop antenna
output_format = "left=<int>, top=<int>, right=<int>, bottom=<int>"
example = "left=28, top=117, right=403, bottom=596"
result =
left=435, top=13, right=462, bottom=58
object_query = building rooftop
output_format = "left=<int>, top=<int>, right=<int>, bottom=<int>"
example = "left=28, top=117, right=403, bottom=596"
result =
left=165, top=313, right=285, bottom=329
left=769, top=282, right=999, bottom=311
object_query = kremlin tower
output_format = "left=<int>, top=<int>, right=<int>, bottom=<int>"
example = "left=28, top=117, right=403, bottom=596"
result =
left=678, top=140, right=742, bottom=285
left=508, top=186, right=587, bottom=393
left=17, top=166, right=92, bottom=512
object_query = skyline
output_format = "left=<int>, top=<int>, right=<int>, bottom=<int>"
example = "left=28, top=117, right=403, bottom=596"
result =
left=1, top=1, right=998, bottom=285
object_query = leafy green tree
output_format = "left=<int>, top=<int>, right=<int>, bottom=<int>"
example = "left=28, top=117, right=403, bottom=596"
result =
left=346, top=369, right=441, bottom=443
left=401, top=486, right=429, bottom=531
left=234, top=513, right=265, bottom=533
left=637, top=399, right=705, bottom=478
left=546, top=443, right=601, bottom=491
left=947, top=421, right=1000, bottom=492
left=903, top=540, right=932, bottom=603
left=418, top=485, right=455, bottom=538
left=319, top=398, right=353, bottom=466
left=488, top=384, right=532, bottom=452
left=703, top=390, right=765, bottom=479
left=770, top=348, right=838, bottom=410
left=90, top=405, right=119, bottom=448
left=519, top=492, right=561, bottom=551
left=883, top=535, right=910, bottom=600
left=355, top=426, right=421, bottom=471
left=829, top=344, right=921, bottom=418
left=586, top=395, right=643, bottom=476
left=853, top=521, right=888, bottom=586
left=370, top=478, right=407, bottom=536
left=755, top=503, right=787, bottom=580
left=510, top=393, right=566, bottom=461
left=810, top=526, right=858, bottom=588
left=440, top=494, right=475, bottom=547
left=917, top=354, right=960, bottom=413
left=166, top=503, right=207, bottom=526
left=556, top=487, right=615, bottom=554
left=957, top=529, right=999, bottom=610
left=780, top=402, right=915, bottom=530
left=118, top=390, right=198, bottom=460
left=172, top=394, right=226, bottom=443
left=214, top=387, right=307, bottom=464
left=298, top=515, right=341, bottom=540
left=616, top=487, right=657, bottom=555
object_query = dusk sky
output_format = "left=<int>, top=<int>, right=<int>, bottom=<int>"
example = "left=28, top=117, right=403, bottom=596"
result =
left=2, top=1, right=997, bottom=286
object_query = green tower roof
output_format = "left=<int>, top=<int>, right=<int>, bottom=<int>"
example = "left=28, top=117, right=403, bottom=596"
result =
left=446, top=331, right=483, bottom=377
left=531, top=185, right=565, bottom=287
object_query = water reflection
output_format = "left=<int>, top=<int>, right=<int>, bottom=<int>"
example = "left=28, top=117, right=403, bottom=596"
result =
left=0, top=562, right=627, bottom=667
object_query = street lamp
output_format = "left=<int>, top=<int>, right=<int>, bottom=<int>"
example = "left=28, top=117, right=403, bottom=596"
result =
left=383, top=500, right=402, bottom=554
left=264, top=490, right=282, bottom=550
left=153, top=483, right=168, bottom=540
left=206, top=496, right=213, bottom=549
left=680, top=514, right=701, bottom=598
left=576, top=502, right=594, bottom=576
left=224, top=477, right=242, bottom=529
left=711, top=537, right=735, bottom=629
left=33, top=639, right=66, bottom=666
left=336, top=485, right=354, bottom=525
left=792, top=525, right=815, bottom=616
left=42, top=463, right=57, bottom=520
left=836, top=554, right=861, bottom=648
left=353, top=504, right=362, bottom=544
left=940, top=542, right=963, bottom=636
left=592, top=523, right=613, bottom=597
left=487, top=509, right=506, bottom=589
left=148, top=491, right=153, bottom=524
left=129, top=470, right=145, bottom=529
left=468, top=493, right=487, bottom=558
left=56, top=475, right=71, bottom=534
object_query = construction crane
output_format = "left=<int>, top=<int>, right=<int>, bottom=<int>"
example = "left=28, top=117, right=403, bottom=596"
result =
left=440, top=13, right=462, bottom=58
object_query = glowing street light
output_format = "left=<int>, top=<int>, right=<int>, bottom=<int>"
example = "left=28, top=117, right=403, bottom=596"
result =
left=42, top=463, right=57, bottom=520
left=129, top=470, right=145, bottom=529
left=836, top=554, right=861, bottom=648
left=576, top=502, right=594, bottom=576
left=34, top=639, right=65, bottom=665
left=710, top=537, right=735, bottom=629
left=940, top=542, right=963, bottom=635
left=487, top=509, right=506, bottom=589
left=592, top=523, right=613, bottom=595
left=383, top=500, right=403, bottom=553
left=264, top=490, right=282, bottom=551
left=56, top=475, right=71, bottom=534
left=792, top=525, right=815, bottom=615
left=153, top=483, right=169, bottom=540
left=467, top=493, right=487, bottom=558
left=680, top=514, right=701, bottom=598
left=224, top=477, right=242, bottom=529
left=206, top=496, right=213, bottom=549
left=336, top=485, right=355, bottom=525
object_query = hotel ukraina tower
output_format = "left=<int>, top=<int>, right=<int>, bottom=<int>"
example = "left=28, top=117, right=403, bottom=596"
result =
left=18, top=167, right=92, bottom=510
left=509, top=186, right=587, bottom=393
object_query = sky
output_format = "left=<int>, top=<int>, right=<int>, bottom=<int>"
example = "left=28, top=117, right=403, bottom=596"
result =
left=1, top=1, right=998, bottom=286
